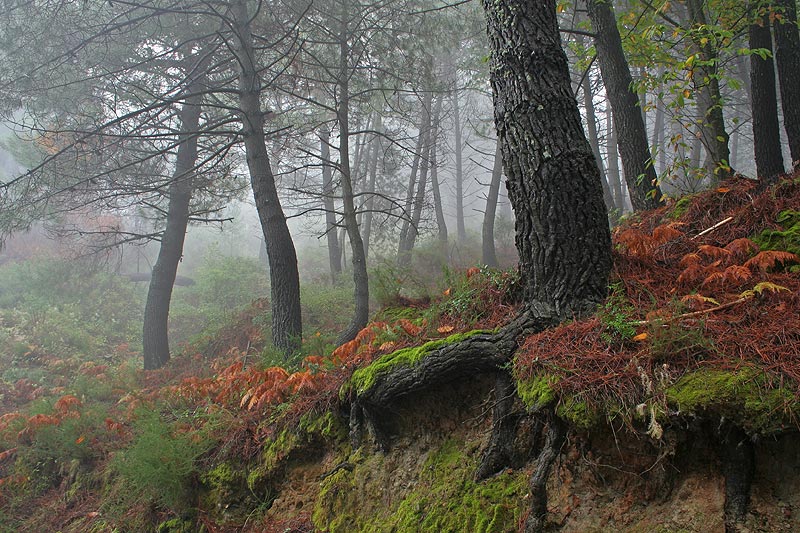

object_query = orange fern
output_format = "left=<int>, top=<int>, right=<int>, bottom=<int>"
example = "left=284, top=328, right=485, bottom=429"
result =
left=743, top=250, right=800, bottom=272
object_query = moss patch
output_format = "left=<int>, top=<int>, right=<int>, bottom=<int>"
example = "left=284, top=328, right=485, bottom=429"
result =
left=666, top=368, right=799, bottom=434
left=754, top=210, right=800, bottom=268
left=312, top=438, right=527, bottom=532
left=516, top=373, right=558, bottom=410
left=346, top=330, right=491, bottom=396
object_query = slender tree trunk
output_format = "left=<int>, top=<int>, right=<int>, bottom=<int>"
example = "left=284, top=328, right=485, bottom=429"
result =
left=749, top=14, right=785, bottom=183
left=452, top=85, right=467, bottom=241
left=606, top=106, right=624, bottom=210
left=232, top=0, right=301, bottom=357
left=362, top=117, right=381, bottom=261
left=651, top=68, right=666, bottom=175
left=398, top=84, right=433, bottom=266
left=429, top=95, right=448, bottom=261
left=482, top=138, right=503, bottom=267
left=581, top=70, right=615, bottom=214
left=398, top=110, right=425, bottom=262
left=482, top=0, right=612, bottom=318
left=336, top=3, right=369, bottom=344
left=686, top=0, right=731, bottom=180
left=588, top=0, right=663, bottom=210
left=142, top=67, right=203, bottom=371
left=321, top=127, right=342, bottom=284
left=774, top=0, right=800, bottom=162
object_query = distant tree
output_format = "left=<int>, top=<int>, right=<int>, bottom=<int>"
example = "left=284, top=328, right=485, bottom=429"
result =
left=481, top=138, right=502, bottom=267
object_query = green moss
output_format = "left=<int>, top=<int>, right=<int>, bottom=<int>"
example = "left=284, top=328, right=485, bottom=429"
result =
left=556, top=396, right=600, bottom=430
left=753, top=210, right=800, bottom=268
left=666, top=368, right=799, bottom=434
left=312, top=438, right=527, bottom=532
left=156, top=518, right=193, bottom=533
left=669, top=194, right=694, bottom=220
left=516, top=373, right=558, bottom=410
left=345, top=330, right=491, bottom=396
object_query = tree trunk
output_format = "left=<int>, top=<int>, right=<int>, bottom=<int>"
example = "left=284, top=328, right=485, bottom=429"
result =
left=397, top=108, right=425, bottom=263
left=429, top=95, right=448, bottom=261
left=398, top=82, right=433, bottom=266
left=686, top=0, right=732, bottom=181
left=588, top=0, right=663, bottom=211
left=142, top=70, right=203, bottom=370
left=362, top=117, right=381, bottom=261
left=483, top=0, right=612, bottom=317
left=336, top=2, right=370, bottom=344
left=452, top=85, right=467, bottom=242
left=774, top=0, right=800, bottom=162
left=581, top=70, right=616, bottom=214
left=232, top=0, right=302, bottom=357
left=321, top=127, right=342, bottom=284
left=482, top=138, right=503, bottom=267
left=606, top=106, right=625, bottom=211
left=749, top=14, right=785, bottom=183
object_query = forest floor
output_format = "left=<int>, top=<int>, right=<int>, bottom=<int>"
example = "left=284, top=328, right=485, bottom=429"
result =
left=0, top=174, right=798, bottom=532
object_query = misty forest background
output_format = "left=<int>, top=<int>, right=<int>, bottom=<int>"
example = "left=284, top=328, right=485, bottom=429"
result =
left=0, top=0, right=798, bottom=531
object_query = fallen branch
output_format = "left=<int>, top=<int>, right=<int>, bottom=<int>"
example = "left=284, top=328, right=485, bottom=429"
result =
left=633, top=296, right=749, bottom=326
left=692, top=216, right=733, bottom=240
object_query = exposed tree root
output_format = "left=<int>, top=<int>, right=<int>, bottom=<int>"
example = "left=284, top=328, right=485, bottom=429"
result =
left=719, top=423, right=755, bottom=532
left=350, top=309, right=558, bottom=449
left=475, top=371, right=526, bottom=481
left=524, top=412, right=566, bottom=533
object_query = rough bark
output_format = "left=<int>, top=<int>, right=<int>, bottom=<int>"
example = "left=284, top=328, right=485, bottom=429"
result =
left=588, top=0, right=663, bottom=211
left=142, top=77, right=202, bottom=370
left=749, top=15, right=785, bottom=184
left=232, top=0, right=302, bottom=357
left=774, top=0, right=800, bottom=162
left=336, top=1, right=370, bottom=345
left=321, top=127, right=342, bottom=284
left=482, top=138, right=503, bottom=267
left=686, top=0, right=732, bottom=181
left=484, top=0, right=612, bottom=317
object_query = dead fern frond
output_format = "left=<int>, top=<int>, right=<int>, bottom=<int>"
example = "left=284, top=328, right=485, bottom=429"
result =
left=725, top=238, right=759, bottom=259
left=743, top=250, right=800, bottom=272
left=698, top=244, right=732, bottom=260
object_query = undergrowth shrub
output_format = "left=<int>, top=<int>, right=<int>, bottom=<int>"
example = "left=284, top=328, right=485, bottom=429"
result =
left=111, top=407, right=216, bottom=511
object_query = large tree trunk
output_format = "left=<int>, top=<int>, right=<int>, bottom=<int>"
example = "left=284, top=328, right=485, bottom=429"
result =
left=686, top=0, right=732, bottom=181
left=232, top=0, right=302, bottom=357
left=321, top=127, right=342, bottom=284
left=142, top=70, right=203, bottom=370
left=483, top=0, right=612, bottom=318
left=749, top=14, right=785, bottom=183
left=481, top=138, right=503, bottom=267
left=774, top=0, right=800, bottom=162
left=336, top=2, right=370, bottom=344
left=452, top=85, right=467, bottom=242
left=588, top=0, right=663, bottom=211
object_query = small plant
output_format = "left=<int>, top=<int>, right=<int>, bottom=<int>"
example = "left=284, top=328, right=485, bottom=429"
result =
left=598, top=283, right=637, bottom=344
